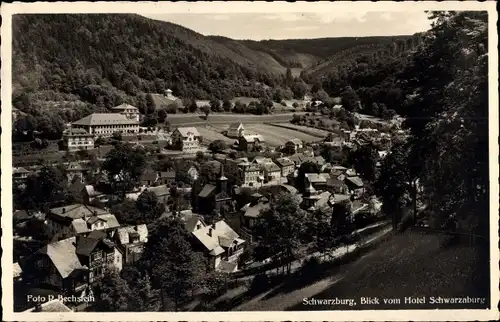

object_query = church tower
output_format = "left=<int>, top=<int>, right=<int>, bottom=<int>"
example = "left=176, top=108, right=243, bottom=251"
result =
left=217, top=163, right=228, bottom=194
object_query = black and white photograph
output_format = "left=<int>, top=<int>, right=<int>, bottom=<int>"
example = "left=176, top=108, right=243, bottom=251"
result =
left=1, top=1, right=498, bottom=321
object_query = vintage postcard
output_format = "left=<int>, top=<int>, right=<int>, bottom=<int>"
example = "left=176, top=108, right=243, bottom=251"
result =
left=1, top=1, right=499, bottom=321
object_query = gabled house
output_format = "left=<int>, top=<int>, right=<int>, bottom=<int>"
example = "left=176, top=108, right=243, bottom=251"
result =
left=345, top=176, right=365, bottom=198
left=76, top=231, right=123, bottom=283
left=140, top=168, right=158, bottom=186
left=115, top=224, right=148, bottom=264
left=45, top=204, right=120, bottom=239
left=191, top=220, right=246, bottom=273
left=274, top=157, right=295, bottom=177
left=227, top=123, right=245, bottom=138
left=158, top=170, right=176, bottom=185
left=260, top=162, right=281, bottom=182
left=19, top=237, right=89, bottom=296
left=239, top=134, right=265, bottom=152
left=171, top=127, right=202, bottom=153
left=237, top=162, right=261, bottom=187
left=285, top=138, right=303, bottom=153
left=143, top=185, right=170, bottom=205
left=304, top=173, right=329, bottom=191
left=239, top=198, right=270, bottom=243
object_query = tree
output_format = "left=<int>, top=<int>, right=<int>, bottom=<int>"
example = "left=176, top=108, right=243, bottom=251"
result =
left=222, top=99, right=232, bottom=112
left=291, top=81, right=308, bottom=99
left=209, top=98, right=221, bottom=112
left=127, top=273, right=161, bottom=311
left=102, top=143, right=147, bottom=197
left=21, top=166, right=70, bottom=211
left=187, top=99, right=198, bottom=113
left=93, top=270, right=132, bottom=312
left=254, top=193, right=307, bottom=274
left=340, top=86, right=360, bottom=112
left=397, top=11, right=488, bottom=235
left=110, top=199, right=143, bottom=226
left=140, top=218, right=207, bottom=311
left=285, top=68, right=294, bottom=87
left=136, top=190, right=165, bottom=222
left=208, top=140, right=227, bottom=154
left=348, top=145, right=379, bottom=182
left=201, top=105, right=210, bottom=120
left=146, top=93, right=156, bottom=114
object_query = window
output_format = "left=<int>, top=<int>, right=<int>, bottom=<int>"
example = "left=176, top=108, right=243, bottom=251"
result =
left=93, top=252, right=102, bottom=261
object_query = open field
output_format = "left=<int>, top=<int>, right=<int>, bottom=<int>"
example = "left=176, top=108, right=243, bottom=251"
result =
left=267, top=123, right=331, bottom=138
left=234, top=230, right=489, bottom=311
left=168, top=112, right=306, bottom=127
left=197, top=126, right=237, bottom=145
left=244, top=124, right=322, bottom=146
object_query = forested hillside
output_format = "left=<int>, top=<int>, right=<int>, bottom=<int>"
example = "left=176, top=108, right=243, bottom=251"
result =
left=12, top=13, right=422, bottom=140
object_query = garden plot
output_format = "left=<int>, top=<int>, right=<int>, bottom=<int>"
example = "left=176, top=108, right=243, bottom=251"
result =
left=197, top=126, right=237, bottom=145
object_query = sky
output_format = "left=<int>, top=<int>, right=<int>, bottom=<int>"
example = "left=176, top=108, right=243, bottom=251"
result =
left=142, top=11, right=432, bottom=40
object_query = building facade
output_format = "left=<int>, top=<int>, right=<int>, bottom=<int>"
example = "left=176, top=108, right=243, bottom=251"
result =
left=274, top=157, right=295, bottom=177
left=63, top=128, right=95, bottom=152
left=227, top=123, right=245, bottom=138
left=111, top=104, right=140, bottom=122
left=71, top=113, right=140, bottom=138
left=171, top=127, right=202, bottom=153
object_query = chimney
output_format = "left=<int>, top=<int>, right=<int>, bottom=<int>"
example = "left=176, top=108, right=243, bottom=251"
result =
left=62, top=208, right=66, bottom=214
left=208, top=228, right=213, bottom=237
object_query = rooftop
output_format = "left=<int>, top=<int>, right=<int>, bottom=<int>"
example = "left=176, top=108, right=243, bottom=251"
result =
left=174, top=127, right=200, bottom=137
left=73, top=113, right=139, bottom=126
left=111, top=103, right=139, bottom=111
left=192, top=220, right=245, bottom=256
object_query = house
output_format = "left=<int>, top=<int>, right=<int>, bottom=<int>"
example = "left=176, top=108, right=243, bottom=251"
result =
left=304, top=173, right=329, bottom=191
left=76, top=231, right=123, bottom=283
left=239, top=134, right=265, bottom=152
left=158, top=170, right=176, bottom=185
left=240, top=198, right=270, bottom=243
left=171, top=127, right=202, bottom=153
left=13, top=167, right=31, bottom=184
left=66, top=162, right=88, bottom=184
left=115, top=224, right=148, bottom=264
left=227, top=123, right=245, bottom=138
left=180, top=210, right=206, bottom=233
left=71, top=113, right=139, bottom=137
left=140, top=168, right=158, bottom=186
left=260, top=162, right=281, bottom=182
left=238, top=162, right=261, bottom=187
left=285, top=138, right=303, bottom=153
left=345, top=176, right=365, bottom=198
left=326, top=177, right=349, bottom=194
left=143, top=185, right=170, bottom=205
left=44, top=204, right=120, bottom=239
left=19, top=237, right=89, bottom=296
left=197, top=165, right=232, bottom=215
left=82, top=185, right=110, bottom=205
left=274, top=157, right=295, bottom=177
left=111, top=103, right=140, bottom=122
left=63, top=128, right=95, bottom=152
left=191, top=220, right=246, bottom=272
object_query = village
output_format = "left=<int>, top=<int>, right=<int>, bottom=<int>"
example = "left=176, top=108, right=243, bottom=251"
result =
left=11, top=89, right=408, bottom=312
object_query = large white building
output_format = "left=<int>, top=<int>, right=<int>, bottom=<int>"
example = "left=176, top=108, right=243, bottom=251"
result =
left=111, top=104, right=140, bottom=122
left=71, top=113, right=140, bottom=137
left=171, top=127, right=202, bottom=152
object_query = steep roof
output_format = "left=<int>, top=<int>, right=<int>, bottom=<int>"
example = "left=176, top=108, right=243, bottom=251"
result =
left=242, top=202, right=269, bottom=218
left=111, top=103, right=138, bottom=111
left=198, top=184, right=216, bottom=198
left=174, top=127, right=200, bottom=137
left=279, top=184, right=298, bottom=195
left=37, top=237, right=84, bottom=279
left=261, top=162, right=280, bottom=172
left=287, top=138, right=303, bottom=145
left=63, top=128, right=92, bottom=137
left=275, top=157, right=294, bottom=167
left=228, top=123, right=243, bottom=130
left=72, top=113, right=139, bottom=126
left=146, top=185, right=170, bottom=197
left=192, top=220, right=244, bottom=256
left=49, top=204, right=108, bottom=220
left=241, top=134, right=265, bottom=143
left=116, top=224, right=148, bottom=245
left=345, top=176, right=364, bottom=188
